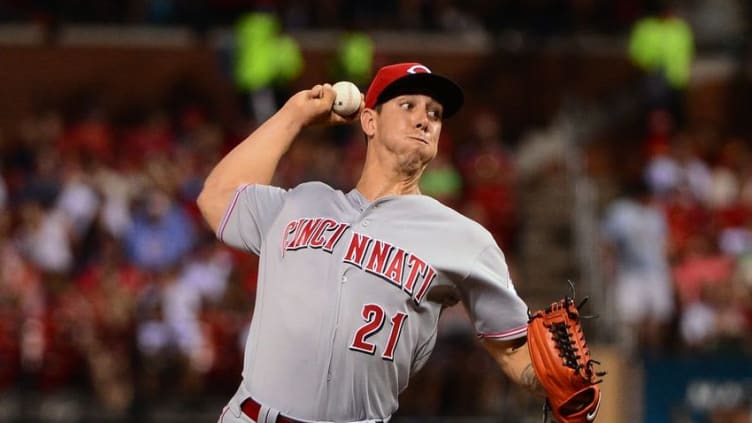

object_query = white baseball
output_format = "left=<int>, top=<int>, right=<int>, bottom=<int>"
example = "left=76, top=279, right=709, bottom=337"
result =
left=332, top=81, right=361, bottom=116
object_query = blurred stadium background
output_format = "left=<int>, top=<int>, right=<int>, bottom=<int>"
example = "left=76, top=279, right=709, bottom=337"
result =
left=0, top=1, right=751, bottom=422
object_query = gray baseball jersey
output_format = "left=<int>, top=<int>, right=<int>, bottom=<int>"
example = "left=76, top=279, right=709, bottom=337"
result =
left=216, top=182, right=528, bottom=422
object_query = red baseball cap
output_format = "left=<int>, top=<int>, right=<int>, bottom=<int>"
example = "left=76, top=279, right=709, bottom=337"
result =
left=364, top=63, right=464, bottom=118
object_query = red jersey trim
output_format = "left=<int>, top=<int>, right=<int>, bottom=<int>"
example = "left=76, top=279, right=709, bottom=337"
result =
left=476, top=324, right=528, bottom=340
left=217, top=184, right=250, bottom=242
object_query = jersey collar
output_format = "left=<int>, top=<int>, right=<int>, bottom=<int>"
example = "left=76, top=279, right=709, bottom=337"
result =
left=346, top=189, right=371, bottom=212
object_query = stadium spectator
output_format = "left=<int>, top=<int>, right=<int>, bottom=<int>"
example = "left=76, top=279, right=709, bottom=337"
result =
left=124, top=188, right=196, bottom=272
left=601, top=179, right=674, bottom=354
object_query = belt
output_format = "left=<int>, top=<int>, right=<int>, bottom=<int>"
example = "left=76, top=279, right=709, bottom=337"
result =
left=240, top=397, right=385, bottom=423
left=241, top=397, right=300, bottom=423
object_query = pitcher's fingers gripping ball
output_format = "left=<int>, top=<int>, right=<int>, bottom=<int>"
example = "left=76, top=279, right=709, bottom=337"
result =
left=332, top=81, right=362, bottom=116
left=527, top=282, right=607, bottom=423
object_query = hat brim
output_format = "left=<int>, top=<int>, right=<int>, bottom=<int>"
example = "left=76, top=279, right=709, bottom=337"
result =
left=375, top=73, right=464, bottom=118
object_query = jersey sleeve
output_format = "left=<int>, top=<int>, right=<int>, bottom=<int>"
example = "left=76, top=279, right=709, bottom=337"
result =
left=459, top=244, right=529, bottom=341
left=216, top=184, right=287, bottom=254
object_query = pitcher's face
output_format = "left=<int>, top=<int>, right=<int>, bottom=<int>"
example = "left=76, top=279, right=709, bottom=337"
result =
left=369, top=94, right=444, bottom=172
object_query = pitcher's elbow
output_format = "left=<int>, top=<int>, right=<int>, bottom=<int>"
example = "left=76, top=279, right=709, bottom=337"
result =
left=196, top=187, right=220, bottom=232
left=196, top=187, right=209, bottom=217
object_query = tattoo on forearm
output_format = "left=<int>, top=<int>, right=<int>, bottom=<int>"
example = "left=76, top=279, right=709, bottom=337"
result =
left=521, top=363, right=546, bottom=397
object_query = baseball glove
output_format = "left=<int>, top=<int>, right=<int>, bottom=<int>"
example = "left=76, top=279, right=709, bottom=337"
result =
left=527, top=283, right=605, bottom=423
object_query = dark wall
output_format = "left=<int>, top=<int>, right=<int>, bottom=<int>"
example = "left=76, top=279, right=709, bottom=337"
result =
left=0, top=43, right=644, bottom=141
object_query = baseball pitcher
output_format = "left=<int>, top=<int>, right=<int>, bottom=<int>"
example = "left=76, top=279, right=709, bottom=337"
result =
left=198, top=62, right=604, bottom=423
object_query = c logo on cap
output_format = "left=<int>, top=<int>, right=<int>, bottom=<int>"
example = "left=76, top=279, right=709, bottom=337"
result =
left=407, top=65, right=431, bottom=74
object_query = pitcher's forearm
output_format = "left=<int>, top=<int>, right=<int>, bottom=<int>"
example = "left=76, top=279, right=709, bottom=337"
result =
left=197, top=109, right=302, bottom=231
left=519, top=362, right=546, bottom=397
left=208, top=110, right=302, bottom=187
left=481, top=338, right=545, bottom=397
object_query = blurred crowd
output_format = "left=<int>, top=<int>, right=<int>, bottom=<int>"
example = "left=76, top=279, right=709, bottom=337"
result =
left=0, top=100, right=251, bottom=419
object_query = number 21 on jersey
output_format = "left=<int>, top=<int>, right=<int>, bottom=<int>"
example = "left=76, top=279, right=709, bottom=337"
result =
left=349, top=304, right=408, bottom=361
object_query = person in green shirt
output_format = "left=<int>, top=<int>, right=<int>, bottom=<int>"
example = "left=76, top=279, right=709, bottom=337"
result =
left=628, top=2, right=694, bottom=126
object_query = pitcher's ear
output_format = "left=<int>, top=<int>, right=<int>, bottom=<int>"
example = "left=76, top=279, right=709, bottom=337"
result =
left=361, top=108, right=377, bottom=138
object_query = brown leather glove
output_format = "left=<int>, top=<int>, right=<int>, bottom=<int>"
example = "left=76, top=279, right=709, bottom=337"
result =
left=527, top=291, right=605, bottom=422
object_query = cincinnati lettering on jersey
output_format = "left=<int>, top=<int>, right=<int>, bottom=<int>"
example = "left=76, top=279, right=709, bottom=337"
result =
left=281, top=219, right=437, bottom=306
left=282, top=217, right=350, bottom=253
left=343, top=231, right=437, bottom=306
